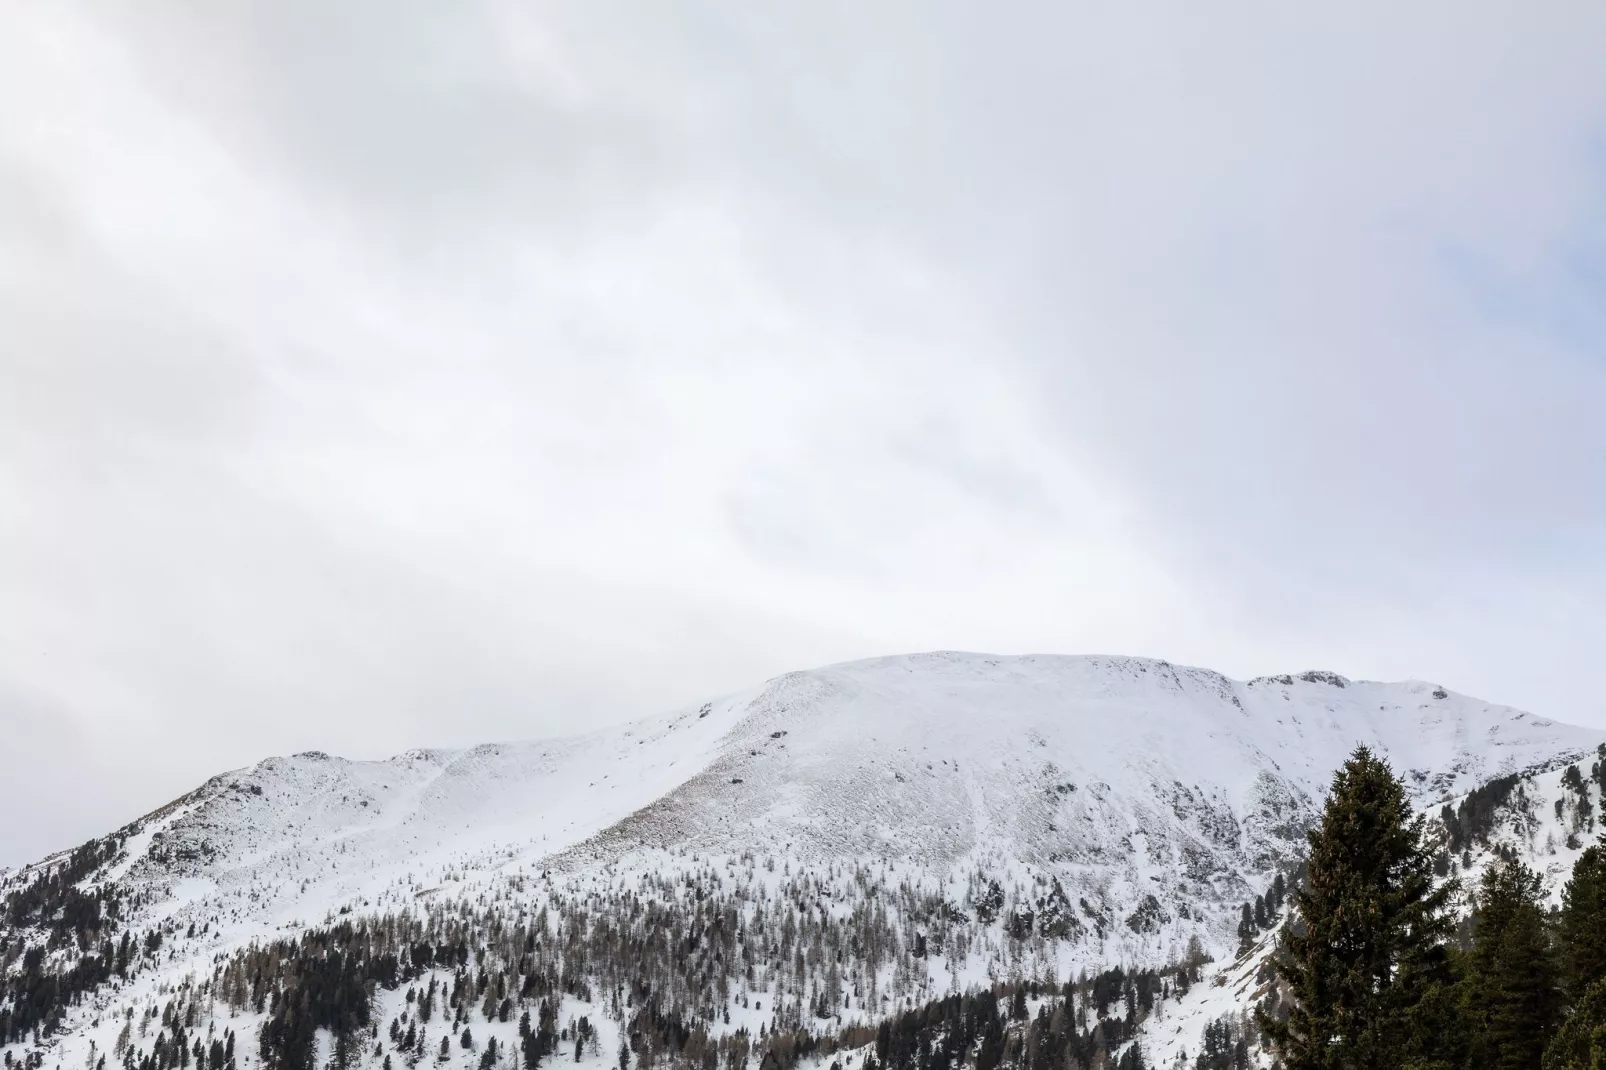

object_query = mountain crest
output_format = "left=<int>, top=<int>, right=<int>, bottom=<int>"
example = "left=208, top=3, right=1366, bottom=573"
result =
left=3, top=652, right=1600, bottom=1070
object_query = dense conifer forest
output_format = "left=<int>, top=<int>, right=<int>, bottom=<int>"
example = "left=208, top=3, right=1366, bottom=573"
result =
left=22, top=866, right=1216, bottom=1070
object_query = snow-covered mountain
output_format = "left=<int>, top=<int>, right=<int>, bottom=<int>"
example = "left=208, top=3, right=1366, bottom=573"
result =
left=5, top=652, right=1602, bottom=1070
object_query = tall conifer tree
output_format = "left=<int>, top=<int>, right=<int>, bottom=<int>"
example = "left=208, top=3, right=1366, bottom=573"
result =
left=1464, top=857, right=1561, bottom=1070
left=1260, top=746, right=1457, bottom=1070
left=1561, top=845, right=1606, bottom=999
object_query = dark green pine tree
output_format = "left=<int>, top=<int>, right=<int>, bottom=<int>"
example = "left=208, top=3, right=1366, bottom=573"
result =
left=1542, top=977, right=1606, bottom=1070
left=1194, top=1018, right=1233, bottom=1069
left=1561, top=845, right=1606, bottom=999
left=1463, top=857, right=1562, bottom=1070
left=1259, top=746, right=1458, bottom=1070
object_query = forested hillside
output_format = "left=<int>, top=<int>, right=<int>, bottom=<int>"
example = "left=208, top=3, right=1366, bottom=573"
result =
left=4, top=653, right=1602, bottom=1070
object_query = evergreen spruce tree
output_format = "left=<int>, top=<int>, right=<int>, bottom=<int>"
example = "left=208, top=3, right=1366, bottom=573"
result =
left=1399, top=957, right=1468, bottom=1070
left=1561, top=845, right=1606, bottom=999
left=1259, top=746, right=1457, bottom=1070
left=1194, top=1019, right=1233, bottom=1069
left=1542, top=978, right=1606, bottom=1070
left=1463, top=858, right=1562, bottom=1070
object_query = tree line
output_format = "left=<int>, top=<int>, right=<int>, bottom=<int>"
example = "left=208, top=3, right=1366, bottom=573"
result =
left=1261, top=745, right=1606, bottom=1070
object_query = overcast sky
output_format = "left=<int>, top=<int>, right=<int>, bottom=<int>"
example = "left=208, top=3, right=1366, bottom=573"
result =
left=3, top=1, right=1605, bottom=868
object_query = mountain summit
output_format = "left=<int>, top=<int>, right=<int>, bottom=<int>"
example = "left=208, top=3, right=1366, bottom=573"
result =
left=3, top=653, right=1599, bottom=1070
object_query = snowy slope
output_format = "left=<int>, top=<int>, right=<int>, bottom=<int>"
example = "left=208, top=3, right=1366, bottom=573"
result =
left=4, top=652, right=1602, bottom=1070
left=47, top=655, right=1593, bottom=953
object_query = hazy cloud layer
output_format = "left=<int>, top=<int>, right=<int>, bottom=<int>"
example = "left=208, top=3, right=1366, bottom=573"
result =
left=3, top=1, right=1605, bottom=866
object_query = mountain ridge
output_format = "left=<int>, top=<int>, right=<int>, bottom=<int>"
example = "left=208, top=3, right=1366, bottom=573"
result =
left=4, top=651, right=1602, bottom=1070
left=21, top=653, right=1597, bottom=944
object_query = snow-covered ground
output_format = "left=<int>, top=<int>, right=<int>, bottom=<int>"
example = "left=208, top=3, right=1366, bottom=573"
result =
left=5, top=651, right=1602, bottom=1070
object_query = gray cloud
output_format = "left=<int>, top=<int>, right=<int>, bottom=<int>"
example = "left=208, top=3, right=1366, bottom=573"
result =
left=3, top=1, right=1605, bottom=867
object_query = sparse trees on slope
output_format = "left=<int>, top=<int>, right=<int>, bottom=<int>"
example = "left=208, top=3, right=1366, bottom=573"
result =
left=1193, top=1018, right=1236, bottom=1069
left=1260, top=746, right=1458, bottom=1070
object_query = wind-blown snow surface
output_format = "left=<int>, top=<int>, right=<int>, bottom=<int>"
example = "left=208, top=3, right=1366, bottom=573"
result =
left=5, top=652, right=1603, bottom=1069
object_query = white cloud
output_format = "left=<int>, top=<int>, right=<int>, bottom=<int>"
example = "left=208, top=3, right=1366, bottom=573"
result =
left=3, top=0, right=1605, bottom=865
